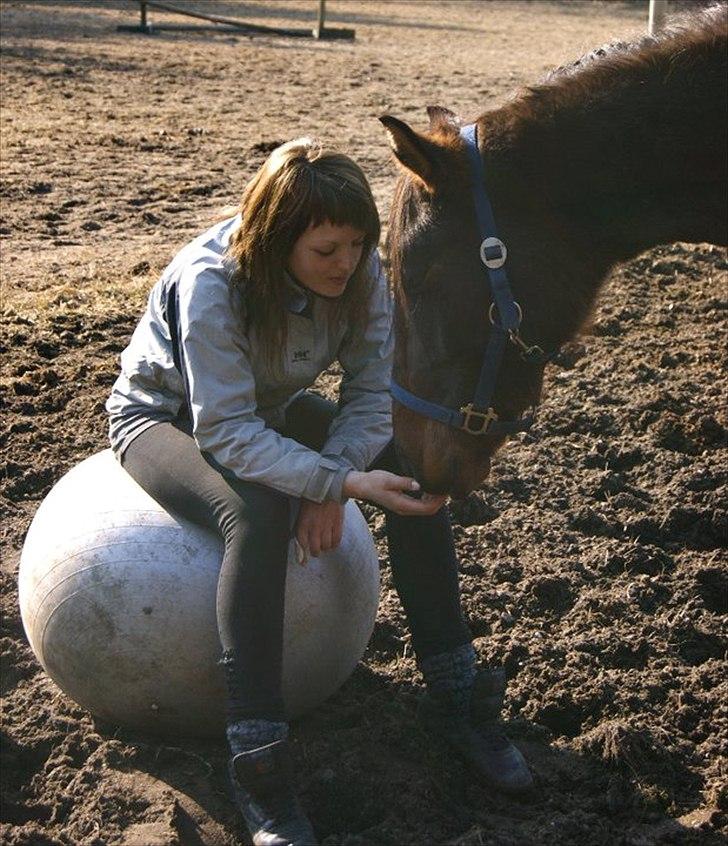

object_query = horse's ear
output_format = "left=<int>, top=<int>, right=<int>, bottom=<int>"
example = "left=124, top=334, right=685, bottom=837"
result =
left=426, top=105, right=460, bottom=132
left=380, top=115, right=441, bottom=192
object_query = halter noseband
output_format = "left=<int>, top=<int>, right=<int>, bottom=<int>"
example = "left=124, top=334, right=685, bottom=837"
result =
left=390, top=122, right=551, bottom=438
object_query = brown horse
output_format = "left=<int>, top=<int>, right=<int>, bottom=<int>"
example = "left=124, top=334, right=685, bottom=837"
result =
left=381, top=4, right=727, bottom=498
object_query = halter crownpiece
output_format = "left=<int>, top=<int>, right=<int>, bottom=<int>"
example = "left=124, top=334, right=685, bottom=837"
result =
left=391, top=122, right=549, bottom=437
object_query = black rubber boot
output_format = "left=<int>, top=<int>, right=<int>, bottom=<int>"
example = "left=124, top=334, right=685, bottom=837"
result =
left=228, top=739, right=318, bottom=846
left=419, top=666, right=534, bottom=796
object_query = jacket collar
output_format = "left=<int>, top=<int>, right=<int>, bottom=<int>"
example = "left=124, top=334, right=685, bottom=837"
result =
left=284, top=271, right=313, bottom=316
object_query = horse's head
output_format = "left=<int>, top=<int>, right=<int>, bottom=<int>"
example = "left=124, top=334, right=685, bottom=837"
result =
left=383, top=11, right=727, bottom=499
left=382, top=107, right=553, bottom=499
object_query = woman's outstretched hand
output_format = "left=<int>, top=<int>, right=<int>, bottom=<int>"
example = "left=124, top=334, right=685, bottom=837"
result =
left=295, top=471, right=448, bottom=564
left=343, top=470, right=447, bottom=516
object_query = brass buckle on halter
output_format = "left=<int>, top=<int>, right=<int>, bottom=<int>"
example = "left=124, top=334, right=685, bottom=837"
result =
left=459, top=403, right=499, bottom=435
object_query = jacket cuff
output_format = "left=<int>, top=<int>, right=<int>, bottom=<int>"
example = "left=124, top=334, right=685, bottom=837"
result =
left=328, top=467, right=353, bottom=504
left=302, top=457, right=351, bottom=503
left=321, top=453, right=355, bottom=503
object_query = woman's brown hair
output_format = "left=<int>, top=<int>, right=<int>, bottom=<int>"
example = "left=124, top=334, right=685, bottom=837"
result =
left=228, top=138, right=381, bottom=373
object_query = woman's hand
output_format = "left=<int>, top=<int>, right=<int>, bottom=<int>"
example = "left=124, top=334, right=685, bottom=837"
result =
left=295, top=499, right=345, bottom=563
left=343, top=470, right=447, bottom=516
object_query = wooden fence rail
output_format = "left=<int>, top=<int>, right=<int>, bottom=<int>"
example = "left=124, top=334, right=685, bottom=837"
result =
left=118, top=0, right=355, bottom=40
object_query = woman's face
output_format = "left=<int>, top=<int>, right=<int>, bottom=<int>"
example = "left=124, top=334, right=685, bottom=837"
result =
left=287, top=221, right=366, bottom=298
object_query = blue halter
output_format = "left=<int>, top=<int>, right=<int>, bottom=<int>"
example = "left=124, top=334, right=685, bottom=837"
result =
left=390, top=122, right=546, bottom=437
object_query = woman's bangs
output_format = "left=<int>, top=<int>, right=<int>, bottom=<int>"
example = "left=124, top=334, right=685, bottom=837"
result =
left=308, top=179, right=379, bottom=240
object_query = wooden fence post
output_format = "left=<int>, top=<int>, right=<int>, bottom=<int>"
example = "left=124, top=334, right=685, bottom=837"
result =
left=314, top=0, right=326, bottom=39
left=648, top=0, right=668, bottom=35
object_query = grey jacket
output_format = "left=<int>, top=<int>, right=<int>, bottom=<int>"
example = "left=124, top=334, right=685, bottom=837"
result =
left=106, top=216, right=393, bottom=503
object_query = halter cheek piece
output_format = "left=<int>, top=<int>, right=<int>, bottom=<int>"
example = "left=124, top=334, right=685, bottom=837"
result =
left=390, top=123, right=554, bottom=437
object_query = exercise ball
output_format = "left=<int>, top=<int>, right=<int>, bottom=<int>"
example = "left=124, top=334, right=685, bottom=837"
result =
left=19, top=450, right=380, bottom=737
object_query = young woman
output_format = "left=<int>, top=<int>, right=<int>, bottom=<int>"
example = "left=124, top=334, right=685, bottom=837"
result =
left=107, top=139, right=532, bottom=846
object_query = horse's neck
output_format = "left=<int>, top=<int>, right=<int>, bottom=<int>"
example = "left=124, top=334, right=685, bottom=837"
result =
left=477, top=49, right=725, bottom=350
left=486, top=41, right=726, bottom=270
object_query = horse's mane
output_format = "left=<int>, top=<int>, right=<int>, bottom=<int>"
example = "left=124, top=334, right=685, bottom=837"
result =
left=551, top=3, right=725, bottom=77
left=493, top=3, right=727, bottom=140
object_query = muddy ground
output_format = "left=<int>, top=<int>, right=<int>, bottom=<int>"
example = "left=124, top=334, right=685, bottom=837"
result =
left=1, top=1, right=726, bottom=844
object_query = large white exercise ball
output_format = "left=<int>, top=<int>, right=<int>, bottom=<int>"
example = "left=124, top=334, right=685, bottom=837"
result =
left=18, top=450, right=380, bottom=737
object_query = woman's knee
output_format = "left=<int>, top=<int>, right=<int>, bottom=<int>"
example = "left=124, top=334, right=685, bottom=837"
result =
left=218, top=483, right=291, bottom=552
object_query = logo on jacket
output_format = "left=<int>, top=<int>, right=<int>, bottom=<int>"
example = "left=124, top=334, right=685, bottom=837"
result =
left=292, top=349, right=311, bottom=362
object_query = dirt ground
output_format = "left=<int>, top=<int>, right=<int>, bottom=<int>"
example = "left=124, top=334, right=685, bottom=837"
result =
left=1, top=1, right=726, bottom=844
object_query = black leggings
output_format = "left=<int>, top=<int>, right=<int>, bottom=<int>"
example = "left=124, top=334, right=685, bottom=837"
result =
left=121, top=393, right=471, bottom=722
